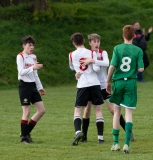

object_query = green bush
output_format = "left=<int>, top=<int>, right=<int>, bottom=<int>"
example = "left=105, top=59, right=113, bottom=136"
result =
left=0, top=0, right=153, bottom=86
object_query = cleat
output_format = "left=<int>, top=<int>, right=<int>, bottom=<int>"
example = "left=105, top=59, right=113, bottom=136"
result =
left=98, top=139, right=104, bottom=144
left=27, top=134, right=33, bottom=143
left=111, top=144, right=120, bottom=151
left=130, top=132, right=134, bottom=142
left=80, top=136, right=87, bottom=142
left=123, top=144, right=130, bottom=153
left=21, top=137, right=30, bottom=144
left=72, top=132, right=84, bottom=146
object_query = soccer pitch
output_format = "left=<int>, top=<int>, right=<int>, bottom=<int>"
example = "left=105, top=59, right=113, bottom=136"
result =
left=0, top=82, right=153, bottom=160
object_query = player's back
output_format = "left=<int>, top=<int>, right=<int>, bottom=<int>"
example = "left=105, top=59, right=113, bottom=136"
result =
left=71, top=48, right=100, bottom=88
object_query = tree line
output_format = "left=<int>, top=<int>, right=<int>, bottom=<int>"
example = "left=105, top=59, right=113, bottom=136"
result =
left=0, top=0, right=49, bottom=10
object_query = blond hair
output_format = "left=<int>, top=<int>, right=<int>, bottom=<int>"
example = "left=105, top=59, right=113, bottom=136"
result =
left=88, top=33, right=101, bottom=42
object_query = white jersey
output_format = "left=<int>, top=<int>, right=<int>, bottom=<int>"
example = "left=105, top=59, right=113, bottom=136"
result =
left=16, top=52, right=43, bottom=90
left=94, top=50, right=109, bottom=89
left=69, top=48, right=100, bottom=88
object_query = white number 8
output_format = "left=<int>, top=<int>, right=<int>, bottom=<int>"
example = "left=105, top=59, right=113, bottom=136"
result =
left=120, top=57, right=131, bottom=72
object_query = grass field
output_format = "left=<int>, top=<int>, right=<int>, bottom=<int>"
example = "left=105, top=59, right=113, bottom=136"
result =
left=0, top=82, right=153, bottom=160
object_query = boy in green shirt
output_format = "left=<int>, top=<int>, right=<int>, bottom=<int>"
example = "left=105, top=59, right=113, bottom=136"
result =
left=106, top=25, right=144, bottom=153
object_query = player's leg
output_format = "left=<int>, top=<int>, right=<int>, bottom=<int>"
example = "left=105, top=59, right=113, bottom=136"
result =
left=123, top=108, right=133, bottom=153
left=91, top=85, right=104, bottom=143
left=94, top=104, right=104, bottom=143
left=80, top=101, right=92, bottom=142
left=19, top=80, right=31, bottom=144
left=21, top=105, right=30, bottom=144
left=27, top=101, right=45, bottom=142
left=106, top=100, right=125, bottom=130
left=72, top=87, right=88, bottom=145
left=102, top=89, right=126, bottom=131
left=26, top=86, right=45, bottom=142
left=111, top=105, right=121, bottom=151
left=72, top=107, right=84, bottom=145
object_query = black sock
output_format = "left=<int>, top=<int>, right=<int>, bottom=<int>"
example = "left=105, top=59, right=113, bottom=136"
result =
left=74, top=116, right=81, bottom=133
left=120, top=114, right=125, bottom=131
left=27, top=119, right=37, bottom=135
left=21, top=120, right=28, bottom=137
left=82, top=118, right=90, bottom=138
left=96, top=118, right=104, bottom=136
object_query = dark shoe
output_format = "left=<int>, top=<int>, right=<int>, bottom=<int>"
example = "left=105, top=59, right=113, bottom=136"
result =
left=72, top=132, right=84, bottom=146
left=80, top=136, right=87, bottom=142
left=27, top=134, right=33, bottom=143
left=98, top=139, right=104, bottom=143
left=21, top=137, right=30, bottom=144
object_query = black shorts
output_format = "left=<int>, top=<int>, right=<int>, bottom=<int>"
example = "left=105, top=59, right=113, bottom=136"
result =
left=75, top=85, right=104, bottom=107
left=101, top=88, right=111, bottom=100
left=88, top=88, right=111, bottom=101
left=19, top=80, right=42, bottom=106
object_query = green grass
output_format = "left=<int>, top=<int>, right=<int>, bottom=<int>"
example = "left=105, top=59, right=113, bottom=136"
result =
left=0, top=82, right=153, bottom=160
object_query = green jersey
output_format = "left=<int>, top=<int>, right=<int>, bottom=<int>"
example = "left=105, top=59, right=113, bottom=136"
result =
left=110, top=43, right=144, bottom=81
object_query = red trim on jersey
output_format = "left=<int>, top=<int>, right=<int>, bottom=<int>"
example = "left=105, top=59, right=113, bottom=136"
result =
left=19, top=52, right=24, bottom=60
left=69, top=52, right=73, bottom=62
left=91, top=50, right=103, bottom=60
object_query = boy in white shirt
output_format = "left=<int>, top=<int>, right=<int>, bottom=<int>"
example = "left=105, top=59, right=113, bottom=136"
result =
left=16, top=35, right=46, bottom=144
left=69, top=32, right=104, bottom=145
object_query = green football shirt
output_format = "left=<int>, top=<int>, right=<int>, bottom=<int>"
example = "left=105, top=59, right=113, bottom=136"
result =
left=110, top=43, right=144, bottom=81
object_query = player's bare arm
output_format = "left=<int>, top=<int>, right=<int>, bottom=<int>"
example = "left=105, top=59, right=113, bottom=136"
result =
left=79, top=58, right=95, bottom=66
left=106, top=65, right=115, bottom=94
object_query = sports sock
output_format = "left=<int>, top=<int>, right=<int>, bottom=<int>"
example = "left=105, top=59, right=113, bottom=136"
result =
left=74, top=116, right=82, bottom=134
left=124, top=122, right=133, bottom=146
left=112, top=128, right=120, bottom=145
left=27, top=119, right=37, bottom=135
left=96, top=117, right=104, bottom=139
left=82, top=118, right=90, bottom=138
left=120, top=114, right=125, bottom=131
left=21, top=120, right=28, bottom=137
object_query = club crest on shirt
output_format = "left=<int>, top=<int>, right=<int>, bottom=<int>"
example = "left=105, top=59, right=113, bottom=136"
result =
left=23, top=98, right=28, bottom=104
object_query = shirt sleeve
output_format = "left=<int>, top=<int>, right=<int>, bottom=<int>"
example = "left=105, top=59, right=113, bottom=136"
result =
left=34, top=70, right=43, bottom=90
left=69, top=53, right=75, bottom=71
left=95, top=51, right=109, bottom=67
left=110, top=47, right=118, bottom=67
left=137, top=49, right=144, bottom=69
left=92, top=51, right=100, bottom=72
left=16, top=54, right=33, bottom=76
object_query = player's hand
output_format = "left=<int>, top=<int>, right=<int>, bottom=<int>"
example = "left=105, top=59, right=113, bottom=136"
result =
left=33, top=62, right=43, bottom=70
left=79, top=58, right=92, bottom=66
left=39, top=89, right=46, bottom=95
left=75, top=72, right=82, bottom=79
left=106, top=82, right=111, bottom=94
left=148, top=26, right=153, bottom=33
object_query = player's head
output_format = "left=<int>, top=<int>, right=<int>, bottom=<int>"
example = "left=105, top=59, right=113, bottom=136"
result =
left=88, top=33, right=101, bottom=52
left=133, top=22, right=140, bottom=30
left=122, top=25, right=135, bottom=41
left=22, top=35, right=36, bottom=54
left=71, top=33, right=84, bottom=47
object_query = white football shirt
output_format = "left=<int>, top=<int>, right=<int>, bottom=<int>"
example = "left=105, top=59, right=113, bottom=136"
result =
left=95, top=50, right=109, bottom=89
left=16, top=52, right=43, bottom=90
left=69, top=48, right=100, bottom=88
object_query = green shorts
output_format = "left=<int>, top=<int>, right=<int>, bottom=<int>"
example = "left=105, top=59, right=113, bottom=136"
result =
left=109, top=79, right=137, bottom=109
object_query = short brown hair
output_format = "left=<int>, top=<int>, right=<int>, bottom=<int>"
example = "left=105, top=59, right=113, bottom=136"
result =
left=88, top=33, right=101, bottom=42
left=22, top=35, right=36, bottom=45
left=71, top=32, right=84, bottom=46
left=122, top=25, right=135, bottom=41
